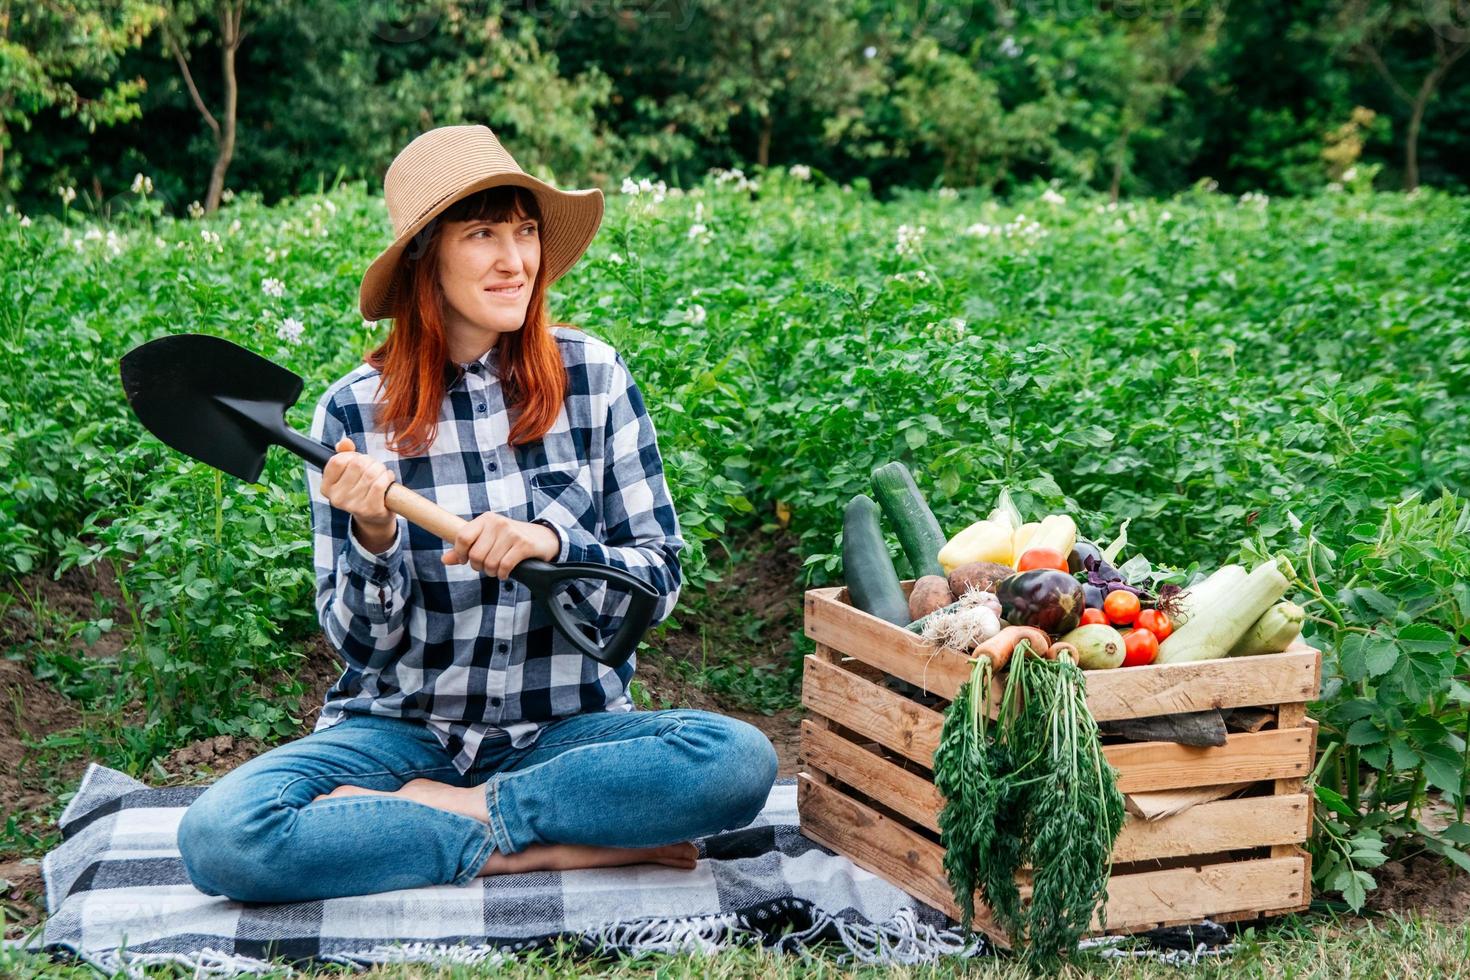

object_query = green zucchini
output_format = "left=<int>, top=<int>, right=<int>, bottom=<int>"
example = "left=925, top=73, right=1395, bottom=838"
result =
left=843, top=493, right=911, bottom=626
left=870, top=461, right=946, bottom=578
left=1229, top=601, right=1305, bottom=656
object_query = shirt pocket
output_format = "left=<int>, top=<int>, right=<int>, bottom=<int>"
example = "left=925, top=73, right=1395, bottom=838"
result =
left=529, top=464, right=598, bottom=536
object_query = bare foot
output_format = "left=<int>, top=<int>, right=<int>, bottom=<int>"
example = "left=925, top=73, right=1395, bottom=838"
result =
left=478, top=841, right=699, bottom=877
left=312, top=778, right=490, bottom=823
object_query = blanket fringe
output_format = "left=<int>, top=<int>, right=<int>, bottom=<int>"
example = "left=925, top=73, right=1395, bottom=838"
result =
left=62, top=944, right=294, bottom=978
left=320, top=940, right=513, bottom=970
left=582, top=902, right=985, bottom=965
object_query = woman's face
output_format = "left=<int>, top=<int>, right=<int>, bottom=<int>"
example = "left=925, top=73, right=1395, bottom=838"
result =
left=435, top=208, right=541, bottom=358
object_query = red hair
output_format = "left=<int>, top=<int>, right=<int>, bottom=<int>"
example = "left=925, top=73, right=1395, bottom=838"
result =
left=365, top=185, right=571, bottom=458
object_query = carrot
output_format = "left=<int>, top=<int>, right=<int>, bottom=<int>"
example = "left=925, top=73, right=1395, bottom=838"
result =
left=972, top=625, right=1051, bottom=672
left=1049, top=641, right=1079, bottom=665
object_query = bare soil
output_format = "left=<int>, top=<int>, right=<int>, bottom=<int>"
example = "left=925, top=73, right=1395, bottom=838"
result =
left=1367, top=855, right=1470, bottom=922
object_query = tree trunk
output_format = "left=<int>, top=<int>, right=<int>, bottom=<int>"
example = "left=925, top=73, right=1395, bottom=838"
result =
left=205, top=6, right=242, bottom=213
left=1405, top=88, right=1425, bottom=192
left=757, top=113, right=772, bottom=169
left=1108, top=129, right=1130, bottom=204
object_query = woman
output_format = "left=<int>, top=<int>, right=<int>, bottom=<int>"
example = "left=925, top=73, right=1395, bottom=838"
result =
left=177, top=124, right=779, bottom=904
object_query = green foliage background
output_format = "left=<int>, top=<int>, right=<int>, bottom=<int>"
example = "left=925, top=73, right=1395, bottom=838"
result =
left=2, top=173, right=1467, bottom=905
left=4, top=0, right=1470, bottom=210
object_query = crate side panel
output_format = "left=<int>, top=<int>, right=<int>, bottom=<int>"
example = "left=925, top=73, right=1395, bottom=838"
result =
left=799, top=720, right=945, bottom=832
left=1107, top=727, right=1313, bottom=794
left=796, top=774, right=1009, bottom=947
left=1112, top=794, right=1310, bottom=862
left=800, top=655, right=945, bottom=766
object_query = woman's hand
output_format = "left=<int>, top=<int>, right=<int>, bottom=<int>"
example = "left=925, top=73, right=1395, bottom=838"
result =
left=321, top=436, right=397, bottom=535
left=444, top=512, right=560, bottom=578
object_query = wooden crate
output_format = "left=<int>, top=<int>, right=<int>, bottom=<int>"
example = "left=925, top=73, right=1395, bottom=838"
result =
left=799, top=581, right=1321, bottom=946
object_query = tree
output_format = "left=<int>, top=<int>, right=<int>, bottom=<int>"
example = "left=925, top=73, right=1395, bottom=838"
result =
left=0, top=0, right=164, bottom=194
left=686, top=1, right=880, bottom=168
left=1327, top=0, right=1470, bottom=191
left=1091, top=1, right=1227, bottom=202
left=161, top=0, right=265, bottom=212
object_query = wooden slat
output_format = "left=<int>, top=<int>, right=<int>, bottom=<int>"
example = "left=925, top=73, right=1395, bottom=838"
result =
left=1111, top=795, right=1310, bottom=861
left=801, top=655, right=943, bottom=766
left=797, top=774, right=1009, bottom=947
left=805, top=585, right=1322, bottom=721
left=1272, top=711, right=1316, bottom=858
left=805, top=586, right=972, bottom=695
left=799, top=721, right=944, bottom=830
left=1105, top=727, right=1312, bottom=794
left=799, top=723, right=1308, bottom=861
left=803, top=654, right=1312, bottom=793
left=798, top=775, right=1308, bottom=937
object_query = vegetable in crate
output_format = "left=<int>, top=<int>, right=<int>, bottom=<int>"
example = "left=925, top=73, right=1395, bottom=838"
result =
left=1155, top=559, right=1290, bottom=663
left=1229, top=601, right=1304, bottom=656
left=947, top=561, right=1015, bottom=597
left=1010, top=522, right=1041, bottom=565
left=939, top=518, right=1014, bottom=572
left=1026, top=515, right=1078, bottom=560
left=915, top=589, right=1006, bottom=654
left=1173, top=564, right=1248, bottom=624
left=871, top=462, right=947, bottom=578
left=907, top=589, right=1002, bottom=635
left=909, top=575, right=955, bottom=622
left=996, top=569, right=1086, bottom=635
left=988, top=488, right=1023, bottom=530
left=841, top=494, right=910, bottom=626
left=1059, top=623, right=1126, bottom=669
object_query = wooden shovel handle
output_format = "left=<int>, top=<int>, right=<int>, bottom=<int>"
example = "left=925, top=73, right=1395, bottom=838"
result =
left=383, top=482, right=469, bottom=544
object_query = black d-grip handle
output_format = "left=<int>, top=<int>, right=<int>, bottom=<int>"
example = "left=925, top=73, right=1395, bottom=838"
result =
left=509, top=559, right=658, bottom=668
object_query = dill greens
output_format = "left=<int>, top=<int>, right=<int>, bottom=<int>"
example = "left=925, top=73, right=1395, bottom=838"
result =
left=932, top=642, right=1126, bottom=961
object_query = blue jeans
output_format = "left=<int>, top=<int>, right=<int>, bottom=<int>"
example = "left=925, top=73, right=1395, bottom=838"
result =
left=176, top=708, right=779, bottom=903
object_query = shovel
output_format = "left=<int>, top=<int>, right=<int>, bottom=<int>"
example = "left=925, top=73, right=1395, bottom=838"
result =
left=118, top=332, right=657, bottom=668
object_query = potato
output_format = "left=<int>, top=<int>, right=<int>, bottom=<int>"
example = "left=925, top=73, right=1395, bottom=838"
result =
left=908, top=575, right=955, bottom=623
left=947, top=561, right=1015, bottom=598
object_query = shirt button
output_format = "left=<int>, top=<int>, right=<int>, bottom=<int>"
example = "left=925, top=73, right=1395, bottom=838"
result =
left=488, top=461, right=497, bottom=471
left=497, top=642, right=508, bottom=653
left=476, top=403, right=486, bottom=413
left=490, top=696, right=501, bottom=707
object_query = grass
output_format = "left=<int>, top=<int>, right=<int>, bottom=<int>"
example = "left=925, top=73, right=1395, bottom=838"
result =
left=5, top=913, right=1470, bottom=978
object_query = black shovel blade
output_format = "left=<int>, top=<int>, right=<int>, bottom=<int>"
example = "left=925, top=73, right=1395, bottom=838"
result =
left=119, top=333, right=312, bottom=483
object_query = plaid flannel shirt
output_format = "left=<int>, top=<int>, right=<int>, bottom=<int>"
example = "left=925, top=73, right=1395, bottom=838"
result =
left=303, top=326, right=685, bottom=774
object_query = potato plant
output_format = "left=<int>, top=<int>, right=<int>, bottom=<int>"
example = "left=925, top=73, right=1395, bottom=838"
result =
left=2, top=169, right=1466, bottom=904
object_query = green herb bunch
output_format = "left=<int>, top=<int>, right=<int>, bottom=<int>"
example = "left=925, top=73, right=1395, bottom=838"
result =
left=933, top=643, right=1126, bottom=961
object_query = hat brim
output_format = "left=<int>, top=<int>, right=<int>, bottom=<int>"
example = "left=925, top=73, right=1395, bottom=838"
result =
left=358, top=173, right=604, bottom=321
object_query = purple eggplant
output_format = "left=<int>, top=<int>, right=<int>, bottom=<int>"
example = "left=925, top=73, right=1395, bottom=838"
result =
left=995, top=569, right=1086, bottom=636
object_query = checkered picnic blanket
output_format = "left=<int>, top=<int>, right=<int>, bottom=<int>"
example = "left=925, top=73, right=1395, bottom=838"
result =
left=18, top=764, right=986, bottom=975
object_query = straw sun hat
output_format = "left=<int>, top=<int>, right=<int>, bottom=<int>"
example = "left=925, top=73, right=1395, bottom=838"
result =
left=358, top=124, right=605, bottom=321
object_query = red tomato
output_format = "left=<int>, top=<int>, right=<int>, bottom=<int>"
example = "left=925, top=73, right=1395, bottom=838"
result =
left=1103, top=589, right=1141, bottom=626
left=1136, top=608, right=1174, bottom=641
left=1017, top=547, right=1069, bottom=573
left=1122, top=628, right=1159, bottom=667
left=1080, top=608, right=1108, bottom=626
